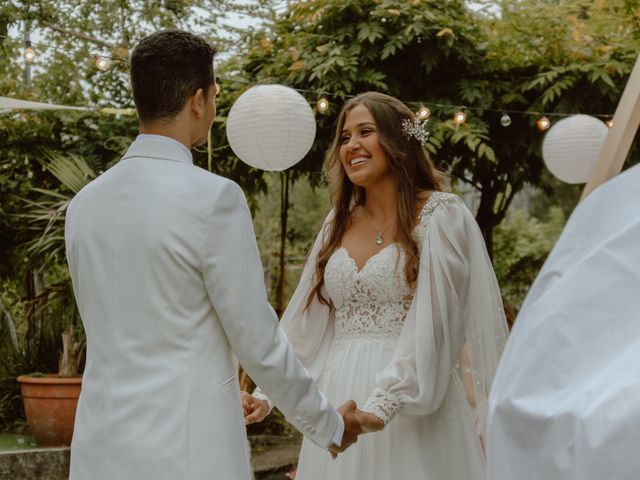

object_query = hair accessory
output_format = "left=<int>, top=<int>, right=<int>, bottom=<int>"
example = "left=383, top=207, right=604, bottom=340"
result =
left=401, top=117, right=430, bottom=144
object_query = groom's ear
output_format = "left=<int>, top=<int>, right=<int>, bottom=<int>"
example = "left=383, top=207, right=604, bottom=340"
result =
left=190, top=88, right=206, bottom=119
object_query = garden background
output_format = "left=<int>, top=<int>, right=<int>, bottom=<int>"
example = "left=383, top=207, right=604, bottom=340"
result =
left=1, top=0, right=639, bottom=445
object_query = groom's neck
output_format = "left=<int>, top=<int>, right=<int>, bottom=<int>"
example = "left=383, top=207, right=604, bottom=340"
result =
left=139, top=119, right=192, bottom=150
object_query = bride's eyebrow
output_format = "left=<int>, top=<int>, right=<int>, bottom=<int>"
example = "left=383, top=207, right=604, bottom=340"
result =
left=341, top=122, right=376, bottom=133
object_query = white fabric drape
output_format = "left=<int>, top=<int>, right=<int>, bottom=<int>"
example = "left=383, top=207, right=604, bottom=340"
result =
left=487, top=164, right=640, bottom=480
left=360, top=196, right=508, bottom=434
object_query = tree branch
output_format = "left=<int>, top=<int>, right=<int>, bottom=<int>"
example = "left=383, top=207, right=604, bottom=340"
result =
left=40, top=20, right=117, bottom=51
left=449, top=172, right=483, bottom=191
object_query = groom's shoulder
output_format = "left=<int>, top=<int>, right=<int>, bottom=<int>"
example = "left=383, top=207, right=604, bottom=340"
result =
left=188, top=167, right=239, bottom=193
left=187, top=167, right=246, bottom=204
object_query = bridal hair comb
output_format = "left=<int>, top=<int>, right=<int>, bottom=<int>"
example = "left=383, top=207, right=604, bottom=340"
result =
left=401, top=117, right=430, bottom=145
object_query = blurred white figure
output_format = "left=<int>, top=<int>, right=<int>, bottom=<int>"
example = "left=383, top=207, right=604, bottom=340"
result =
left=487, top=164, right=640, bottom=480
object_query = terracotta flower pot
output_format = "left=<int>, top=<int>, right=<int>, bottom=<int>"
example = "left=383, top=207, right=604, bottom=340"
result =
left=17, top=374, right=82, bottom=447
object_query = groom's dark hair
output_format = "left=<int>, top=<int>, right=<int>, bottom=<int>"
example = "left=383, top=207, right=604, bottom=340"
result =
left=130, top=30, right=217, bottom=123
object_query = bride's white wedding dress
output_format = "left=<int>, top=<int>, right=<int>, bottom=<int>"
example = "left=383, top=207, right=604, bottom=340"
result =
left=255, top=192, right=508, bottom=480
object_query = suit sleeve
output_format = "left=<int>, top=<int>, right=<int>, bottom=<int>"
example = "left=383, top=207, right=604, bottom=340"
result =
left=201, top=180, right=341, bottom=448
left=253, top=211, right=335, bottom=410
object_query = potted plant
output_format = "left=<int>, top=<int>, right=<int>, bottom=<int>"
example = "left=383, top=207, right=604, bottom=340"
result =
left=15, top=152, right=95, bottom=447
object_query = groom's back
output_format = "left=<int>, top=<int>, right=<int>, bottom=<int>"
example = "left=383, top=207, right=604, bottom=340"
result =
left=65, top=145, right=251, bottom=479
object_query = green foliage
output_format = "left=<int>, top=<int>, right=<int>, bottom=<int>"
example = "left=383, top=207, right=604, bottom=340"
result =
left=1, top=0, right=640, bottom=427
left=0, top=1, right=280, bottom=396
left=15, top=151, right=95, bottom=271
left=493, top=207, right=566, bottom=311
left=253, top=173, right=330, bottom=305
left=231, top=0, right=640, bottom=255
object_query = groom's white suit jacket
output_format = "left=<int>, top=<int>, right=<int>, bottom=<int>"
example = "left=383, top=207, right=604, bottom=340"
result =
left=65, top=135, right=341, bottom=480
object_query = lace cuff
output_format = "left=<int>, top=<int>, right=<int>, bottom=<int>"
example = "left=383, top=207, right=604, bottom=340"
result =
left=252, top=387, right=274, bottom=414
left=361, top=388, right=402, bottom=425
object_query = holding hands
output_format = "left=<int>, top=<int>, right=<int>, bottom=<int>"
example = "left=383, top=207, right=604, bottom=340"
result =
left=241, top=393, right=384, bottom=458
left=241, top=391, right=270, bottom=425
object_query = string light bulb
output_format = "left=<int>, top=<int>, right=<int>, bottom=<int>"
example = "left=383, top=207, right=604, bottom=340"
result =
left=95, top=56, right=111, bottom=71
left=606, top=118, right=614, bottom=128
left=500, top=113, right=512, bottom=127
left=453, top=110, right=467, bottom=125
left=317, top=97, right=329, bottom=113
left=417, top=106, right=431, bottom=120
left=23, top=41, right=36, bottom=63
left=537, top=116, right=551, bottom=131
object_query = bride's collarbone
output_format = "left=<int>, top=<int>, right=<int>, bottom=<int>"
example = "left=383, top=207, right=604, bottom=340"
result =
left=340, top=219, right=396, bottom=271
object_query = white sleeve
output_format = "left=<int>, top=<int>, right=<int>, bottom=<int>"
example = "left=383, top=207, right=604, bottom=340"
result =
left=202, top=182, right=341, bottom=448
left=362, top=197, right=507, bottom=433
left=254, top=211, right=336, bottom=409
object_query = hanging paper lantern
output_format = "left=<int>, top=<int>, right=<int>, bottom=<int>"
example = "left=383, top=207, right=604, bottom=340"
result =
left=542, top=114, right=608, bottom=184
left=226, top=85, right=316, bottom=171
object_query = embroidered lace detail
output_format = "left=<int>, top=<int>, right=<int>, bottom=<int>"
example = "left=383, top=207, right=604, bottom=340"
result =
left=361, top=388, right=401, bottom=425
left=321, top=191, right=459, bottom=424
left=415, top=191, right=457, bottom=244
left=325, top=246, right=412, bottom=339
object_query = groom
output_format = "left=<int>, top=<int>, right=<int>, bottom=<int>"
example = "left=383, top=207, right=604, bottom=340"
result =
left=65, top=30, right=361, bottom=479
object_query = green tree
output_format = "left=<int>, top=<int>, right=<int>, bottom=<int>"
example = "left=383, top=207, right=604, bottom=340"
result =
left=229, top=0, right=640, bottom=256
left=493, top=207, right=566, bottom=311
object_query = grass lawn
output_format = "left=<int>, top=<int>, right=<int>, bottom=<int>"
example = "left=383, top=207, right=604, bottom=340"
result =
left=0, top=433, right=37, bottom=451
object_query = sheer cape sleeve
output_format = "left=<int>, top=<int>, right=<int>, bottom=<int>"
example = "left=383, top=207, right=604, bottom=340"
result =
left=253, top=212, right=335, bottom=410
left=361, top=193, right=508, bottom=437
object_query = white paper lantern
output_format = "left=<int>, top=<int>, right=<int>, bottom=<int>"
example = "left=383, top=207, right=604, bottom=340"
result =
left=542, top=114, right=609, bottom=184
left=226, top=84, right=316, bottom=171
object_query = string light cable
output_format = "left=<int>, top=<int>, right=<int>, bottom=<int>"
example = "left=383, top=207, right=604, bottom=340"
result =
left=1, top=34, right=617, bottom=126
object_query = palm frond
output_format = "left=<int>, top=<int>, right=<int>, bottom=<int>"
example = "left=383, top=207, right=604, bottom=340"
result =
left=14, top=151, right=96, bottom=269
left=41, top=152, right=96, bottom=194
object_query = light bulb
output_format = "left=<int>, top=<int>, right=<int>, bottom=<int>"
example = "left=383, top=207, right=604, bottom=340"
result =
left=95, top=56, right=111, bottom=71
left=317, top=97, right=329, bottom=113
left=536, top=116, right=551, bottom=131
left=417, top=106, right=431, bottom=120
left=23, top=42, right=36, bottom=63
left=606, top=118, right=614, bottom=128
left=453, top=110, right=467, bottom=125
left=500, top=113, right=512, bottom=127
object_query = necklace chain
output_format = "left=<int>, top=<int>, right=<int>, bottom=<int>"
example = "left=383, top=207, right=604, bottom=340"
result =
left=363, top=206, right=394, bottom=246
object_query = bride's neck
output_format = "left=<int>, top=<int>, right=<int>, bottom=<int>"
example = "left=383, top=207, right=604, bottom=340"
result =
left=363, top=181, right=396, bottom=223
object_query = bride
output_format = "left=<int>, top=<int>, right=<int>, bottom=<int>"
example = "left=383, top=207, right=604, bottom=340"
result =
left=244, top=92, right=508, bottom=479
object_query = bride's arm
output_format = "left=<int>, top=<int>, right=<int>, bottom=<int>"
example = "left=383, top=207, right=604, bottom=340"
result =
left=361, top=196, right=507, bottom=431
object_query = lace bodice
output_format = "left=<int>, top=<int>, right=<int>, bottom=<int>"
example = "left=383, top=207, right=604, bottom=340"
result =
left=324, top=192, right=454, bottom=344
left=324, top=245, right=413, bottom=342
left=322, top=192, right=458, bottom=424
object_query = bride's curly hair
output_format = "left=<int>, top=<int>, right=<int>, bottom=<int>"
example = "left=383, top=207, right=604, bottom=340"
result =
left=307, top=92, right=443, bottom=309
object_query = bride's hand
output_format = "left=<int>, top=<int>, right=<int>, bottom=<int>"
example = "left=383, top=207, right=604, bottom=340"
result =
left=354, top=408, right=384, bottom=433
left=240, top=391, right=270, bottom=425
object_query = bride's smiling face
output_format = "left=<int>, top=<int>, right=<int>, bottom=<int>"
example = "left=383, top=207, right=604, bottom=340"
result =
left=339, top=104, right=392, bottom=188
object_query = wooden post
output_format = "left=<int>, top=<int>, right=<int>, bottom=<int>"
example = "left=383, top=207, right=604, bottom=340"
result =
left=581, top=55, right=640, bottom=200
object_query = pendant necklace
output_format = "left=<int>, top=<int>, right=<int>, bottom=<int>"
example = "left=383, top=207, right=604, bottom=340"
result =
left=363, top=207, right=394, bottom=246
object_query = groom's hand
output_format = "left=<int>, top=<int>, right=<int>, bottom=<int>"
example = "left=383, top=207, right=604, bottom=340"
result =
left=328, top=400, right=363, bottom=458
left=354, top=408, right=384, bottom=433
left=240, top=391, right=269, bottom=425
